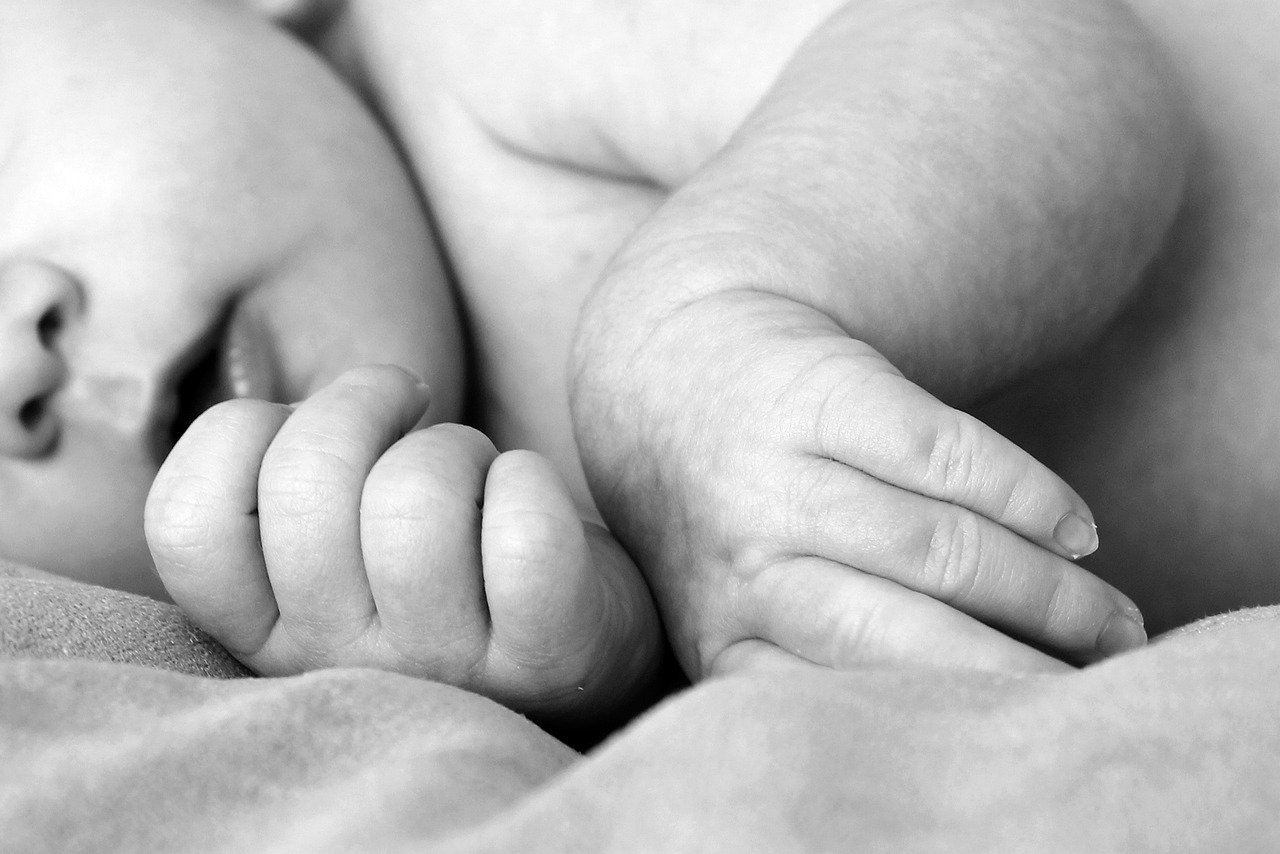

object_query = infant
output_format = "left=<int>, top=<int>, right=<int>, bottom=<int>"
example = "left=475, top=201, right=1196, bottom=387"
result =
left=2, top=0, right=658, bottom=725
left=246, top=0, right=1185, bottom=679
left=0, top=0, right=1185, bottom=725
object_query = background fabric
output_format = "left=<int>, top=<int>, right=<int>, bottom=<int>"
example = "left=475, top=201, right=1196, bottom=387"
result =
left=0, top=562, right=247, bottom=679
left=3, top=560, right=1279, bottom=852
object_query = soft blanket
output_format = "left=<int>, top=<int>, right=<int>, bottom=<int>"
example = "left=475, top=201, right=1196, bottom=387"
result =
left=0, top=563, right=247, bottom=679
left=3, top=560, right=1280, bottom=852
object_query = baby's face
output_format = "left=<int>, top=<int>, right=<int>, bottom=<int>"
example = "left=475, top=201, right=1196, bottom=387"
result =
left=0, top=0, right=462, bottom=596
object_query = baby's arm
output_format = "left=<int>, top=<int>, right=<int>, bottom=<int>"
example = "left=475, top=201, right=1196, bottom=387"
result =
left=225, top=0, right=1186, bottom=676
left=145, top=366, right=663, bottom=728
left=570, top=0, right=1189, bottom=677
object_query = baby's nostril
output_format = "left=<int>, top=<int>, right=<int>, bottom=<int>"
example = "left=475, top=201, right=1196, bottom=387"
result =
left=36, top=307, right=62, bottom=348
left=19, top=396, right=45, bottom=432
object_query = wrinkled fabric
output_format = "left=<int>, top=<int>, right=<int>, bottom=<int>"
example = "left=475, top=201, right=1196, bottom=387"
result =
left=2, top=561, right=1279, bottom=852
left=0, top=563, right=247, bottom=679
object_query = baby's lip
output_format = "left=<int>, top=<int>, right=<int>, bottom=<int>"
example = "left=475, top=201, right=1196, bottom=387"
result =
left=219, top=302, right=280, bottom=403
left=157, top=300, right=282, bottom=459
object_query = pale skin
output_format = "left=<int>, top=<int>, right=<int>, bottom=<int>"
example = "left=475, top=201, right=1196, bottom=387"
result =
left=0, top=0, right=462, bottom=594
left=152, top=368, right=661, bottom=723
left=1, top=0, right=1172, bottom=725
left=162, top=0, right=1280, bottom=837
left=557, top=4, right=1280, bottom=839
left=249, top=0, right=1185, bottom=679
left=0, top=0, right=659, bottom=724
left=170, top=0, right=1280, bottom=834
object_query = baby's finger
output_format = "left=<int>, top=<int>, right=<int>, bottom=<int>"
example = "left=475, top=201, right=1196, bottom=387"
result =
left=256, top=365, right=430, bottom=653
left=480, top=450, right=600, bottom=672
left=146, top=399, right=291, bottom=659
left=740, top=556, right=1072, bottom=674
left=360, top=423, right=497, bottom=676
left=708, top=639, right=827, bottom=679
left=813, top=362, right=1100, bottom=562
left=787, top=459, right=1145, bottom=660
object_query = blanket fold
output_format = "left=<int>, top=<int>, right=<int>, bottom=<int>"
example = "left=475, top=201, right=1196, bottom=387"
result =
left=4, top=558, right=1279, bottom=851
left=0, top=561, right=248, bottom=679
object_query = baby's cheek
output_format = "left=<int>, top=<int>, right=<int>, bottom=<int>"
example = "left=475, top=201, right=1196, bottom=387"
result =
left=0, top=444, right=163, bottom=600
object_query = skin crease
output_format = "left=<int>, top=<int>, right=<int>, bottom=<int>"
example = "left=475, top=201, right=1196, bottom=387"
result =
left=0, top=0, right=463, bottom=597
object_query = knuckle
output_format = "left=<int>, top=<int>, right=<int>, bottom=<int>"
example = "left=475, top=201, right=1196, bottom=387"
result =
left=144, top=486, right=220, bottom=556
left=258, top=446, right=356, bottom=520
left=369, top=430, right=493, bottom=509
left=998, top=449, right=1037, bottom=517
left=921, top=509, right=985, bottom=602
left=362, top=458, right=466, bottom=525
left=724, top=536, right=783, bottom=586
left=789, top=352, right=879, bottom=443
left=781, top=461, right=840, bottom=542
left=829, top=599, right=890, bottom=666
left=1037, top=567, right=1073, bottom=633
left=794, top=345, right=898, bottom=449
left=923, top=411, right=980, bottom=497
left=484, top=508, right=579, bottom=573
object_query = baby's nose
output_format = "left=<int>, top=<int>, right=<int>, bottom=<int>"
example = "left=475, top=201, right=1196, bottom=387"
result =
left=0, top=259, right=81, bottom=457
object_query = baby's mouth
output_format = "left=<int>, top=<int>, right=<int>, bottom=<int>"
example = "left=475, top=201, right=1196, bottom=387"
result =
left=164, top=301, right=282, bottom=451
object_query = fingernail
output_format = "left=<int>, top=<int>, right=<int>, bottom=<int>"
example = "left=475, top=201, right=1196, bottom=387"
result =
left=1054, top=512, right=1098, bottom=559
left=1095, top=612, right=1147, bottom=657
left=395, top=365, right=429, bottom=391
left=1115, top=595, right=1144, bottom=627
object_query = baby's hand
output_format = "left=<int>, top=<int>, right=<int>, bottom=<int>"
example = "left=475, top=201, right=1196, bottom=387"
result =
left=574, top=293, right=1145, bottom=678
left=146, top=365, right=661, bottom=724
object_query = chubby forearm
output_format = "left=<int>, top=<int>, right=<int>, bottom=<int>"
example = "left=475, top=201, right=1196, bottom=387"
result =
left=580, top=0, right=1189, bottom=404
left=561, top=0, right=1190, bottom=679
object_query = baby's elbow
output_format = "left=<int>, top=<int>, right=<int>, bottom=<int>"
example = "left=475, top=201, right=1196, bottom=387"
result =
left=916, top=0, right=1191, bottom=313
left=822, top=0, right=1190, bottom=310
left=1033, top=0, right=1191, bottom=267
